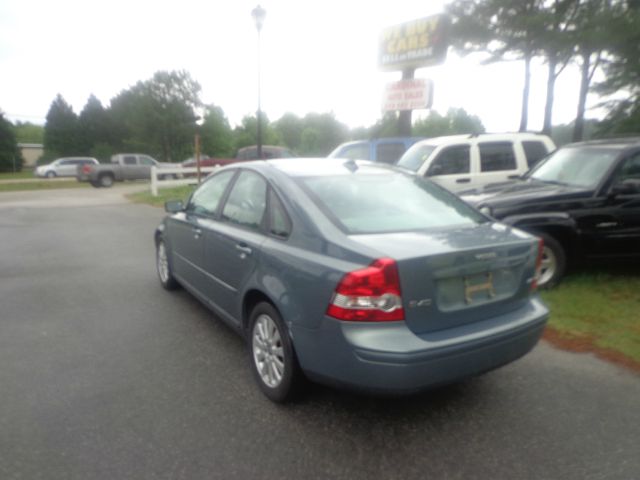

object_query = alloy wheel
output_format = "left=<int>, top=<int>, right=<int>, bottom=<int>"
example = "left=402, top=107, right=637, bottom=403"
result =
left=252, top=314, right=285, bottom=388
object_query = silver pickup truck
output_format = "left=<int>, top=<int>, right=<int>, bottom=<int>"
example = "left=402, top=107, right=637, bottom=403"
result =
left=77, top=153, right=180, bottom=187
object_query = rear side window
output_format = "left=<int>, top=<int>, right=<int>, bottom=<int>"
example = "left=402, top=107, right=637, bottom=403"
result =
left=123, top=156, right=137, bottom=165
left=427, top=145, right=470, bottom=176
left=267, top=189, right=291, bottom=238
left=479, top=142, right=517, bottom=172
left=522, top=141, right=550, bottom=168
left=376, top=143, right=406, bottom=164
left=222, top=171, right=267, bottom=231
left=189, top=170, right=236, bottom=216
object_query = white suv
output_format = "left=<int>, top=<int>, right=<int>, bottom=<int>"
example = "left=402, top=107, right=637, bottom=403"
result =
left=396, top=133, right=556, bottom=192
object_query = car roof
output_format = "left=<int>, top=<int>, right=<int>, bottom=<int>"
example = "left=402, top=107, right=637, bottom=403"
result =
left=414, top=132, right=552, bottom=147
left=234, top=158, right=397, bottom=177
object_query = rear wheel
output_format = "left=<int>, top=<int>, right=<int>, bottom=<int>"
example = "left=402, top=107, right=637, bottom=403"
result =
left=536, top=233, right=566, bottom=289
left=156, top=239, right=179, bottom=290
left=249, top=302, right=303, bottom=403
left=99, top=174, right=114, bottom=188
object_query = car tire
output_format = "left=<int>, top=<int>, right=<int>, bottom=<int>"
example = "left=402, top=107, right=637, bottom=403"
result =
left=45, top=171, right=56, bottom=178
left=249, top=302, right=304, bottom=403
left=90, top=180, right=101, bottom=188
left=156, top=239, right=179, bottom=290
left=99, top=174, right=114, bottom=188
left=536, top=233, right=566, bottom=289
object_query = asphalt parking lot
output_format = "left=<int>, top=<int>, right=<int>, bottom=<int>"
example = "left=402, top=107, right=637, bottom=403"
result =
left=1, top=186, right=639, bottom=480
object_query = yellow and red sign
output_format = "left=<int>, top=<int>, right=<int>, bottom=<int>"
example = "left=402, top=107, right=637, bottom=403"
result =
left=379, top=15, right=449, bottom=71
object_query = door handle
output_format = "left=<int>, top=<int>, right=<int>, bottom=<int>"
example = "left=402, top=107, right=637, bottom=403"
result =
left=508, top=174, right=520, bottom=179
left=235, top=244, right=252, bottom=255
left=193, top=228, right=202, bottom=239
left=456, top=178, right=471, bottom=183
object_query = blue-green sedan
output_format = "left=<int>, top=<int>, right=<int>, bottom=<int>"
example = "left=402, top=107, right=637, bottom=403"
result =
left=155, top=159, right=549, bottom=402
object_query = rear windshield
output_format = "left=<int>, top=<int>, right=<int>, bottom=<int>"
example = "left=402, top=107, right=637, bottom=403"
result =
left=396, top=144, right=437, bottom=171
left=299, top=172, right=485, bottom=234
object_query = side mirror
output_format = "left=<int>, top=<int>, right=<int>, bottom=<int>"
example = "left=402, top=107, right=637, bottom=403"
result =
left=164, top=200, right=184, bottom=213
left=611, top=178, right=640, bottom=196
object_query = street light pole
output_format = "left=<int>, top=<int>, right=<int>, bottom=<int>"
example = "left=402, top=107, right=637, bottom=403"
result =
left=251, top=5, right=266, bottom=160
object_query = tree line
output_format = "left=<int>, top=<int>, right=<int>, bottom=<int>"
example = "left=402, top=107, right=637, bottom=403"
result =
left=446, top=0, right=640, bottom=139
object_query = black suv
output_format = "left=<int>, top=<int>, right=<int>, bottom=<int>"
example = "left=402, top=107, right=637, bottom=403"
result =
left=461, top=138, right=640, bottom=287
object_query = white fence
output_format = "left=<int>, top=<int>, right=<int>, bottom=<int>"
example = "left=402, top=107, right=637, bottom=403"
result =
left=150, top=165, right=220, bottom=196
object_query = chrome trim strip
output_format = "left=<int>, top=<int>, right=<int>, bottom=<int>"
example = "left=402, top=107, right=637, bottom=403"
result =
left=175, top=252, right=238, bottom=293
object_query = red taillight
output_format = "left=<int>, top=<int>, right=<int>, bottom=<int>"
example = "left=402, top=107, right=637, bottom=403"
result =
left=326, top=258, right=404, bottom=322
left=531, top=238, right=544, bottom=292
left=82, top=164, right=92, bottom=174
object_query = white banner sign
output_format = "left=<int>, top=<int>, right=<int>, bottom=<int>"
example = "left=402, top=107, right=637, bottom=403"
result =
left=382, top=79, right=433, bottom=112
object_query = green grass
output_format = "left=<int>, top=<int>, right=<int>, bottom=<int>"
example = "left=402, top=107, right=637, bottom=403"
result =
left=541, top=269, right=640, bottom=365
left=126, top=185, right=196, bottom=208
left=0, top=171, right=35, bottom=180
left=0, top=180, right=90, bottom=192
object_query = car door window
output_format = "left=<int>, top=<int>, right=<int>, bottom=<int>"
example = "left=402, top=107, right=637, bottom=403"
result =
left=268, top=189, right=292, bottom=238
left=139, top=156, right=156, bottom=166
left=427, top=145, right=471, bottom=176
left=522, top=141, right=550, bottom=168
left=376, top=143, right=405, bottom=164
left=615, top=153, right=640, bottom=182
left=221, top=171, right=267, bottom=231
left=340, top=144, right=370, bottom=160
left=123, top=156, right=137, bottom=165
left=188, top=170, right=236, bottom=216
left=479, top=142, right=517, bottom=172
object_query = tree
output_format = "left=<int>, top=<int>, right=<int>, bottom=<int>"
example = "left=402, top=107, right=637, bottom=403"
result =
left=594, top=0, right=640, bottom=136
left=13, top=121, right=44, bottom=144
left=413, top=108, right=485, bottom=137
left=447, top=0, right=546, bottom=131
left=297, top=113, right=348, bottom=156
left=233, top=113, right=280, bottom=150
left=539, top=0, right=580, bottom=134
left=273, top=113, right=304, bottom=151
left=0, top=113, right=23, bottom=172
left=44, top=94, right=80, bottom=159
left=78, top=95, right=117, bottom=161
left=110, top=70, right=202, bottom=161
left=199, top=105, right=234, bottom=157
left=570, top=0, right=613, bottom=141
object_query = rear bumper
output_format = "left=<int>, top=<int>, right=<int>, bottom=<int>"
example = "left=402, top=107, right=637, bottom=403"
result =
left=291, top=297, right=549, bottom=394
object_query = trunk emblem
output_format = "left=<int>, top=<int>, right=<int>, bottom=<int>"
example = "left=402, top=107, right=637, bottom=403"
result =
left=475, top=252, right=497, bottom=260
left=464, top=272, right=496, bottom=304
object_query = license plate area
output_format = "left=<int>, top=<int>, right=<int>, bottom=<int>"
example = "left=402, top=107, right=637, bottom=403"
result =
left=464, top=272, right=496, bottom=304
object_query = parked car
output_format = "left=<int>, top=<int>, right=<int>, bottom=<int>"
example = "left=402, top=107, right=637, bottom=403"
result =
left=77, top=153, right=180, bottom=187
left=460, top=138, right=640, bottom=288
left=34, top=157, right=99, bottom=178
left=155, top=158, right=548, bottom=402
left=328, top=137, right=424, bottom=164
left=396, top=133, right=556, bottom=192
left=235, top=145, right=295, bottom=160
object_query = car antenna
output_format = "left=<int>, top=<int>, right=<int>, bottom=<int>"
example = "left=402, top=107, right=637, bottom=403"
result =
left=343, top=159, right=359, bottom=173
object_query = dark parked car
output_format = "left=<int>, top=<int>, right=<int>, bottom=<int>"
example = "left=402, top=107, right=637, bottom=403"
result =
left=155, top=159, right=548, bottom=402
left=461, top=138, right=640, bottom=288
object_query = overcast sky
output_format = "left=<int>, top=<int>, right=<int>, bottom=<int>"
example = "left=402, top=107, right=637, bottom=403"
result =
left=0, top=0, right=602, bottom=132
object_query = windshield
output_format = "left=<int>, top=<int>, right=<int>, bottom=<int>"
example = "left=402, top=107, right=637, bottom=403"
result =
left=396, top=144, right=437, bottom=171
left=529, top=146, right=620, bottom=188
left=299, top=171, right=485, bottom=234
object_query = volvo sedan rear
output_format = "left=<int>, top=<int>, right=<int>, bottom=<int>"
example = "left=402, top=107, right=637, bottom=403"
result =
left=155, top=159, right=548, bottom=402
